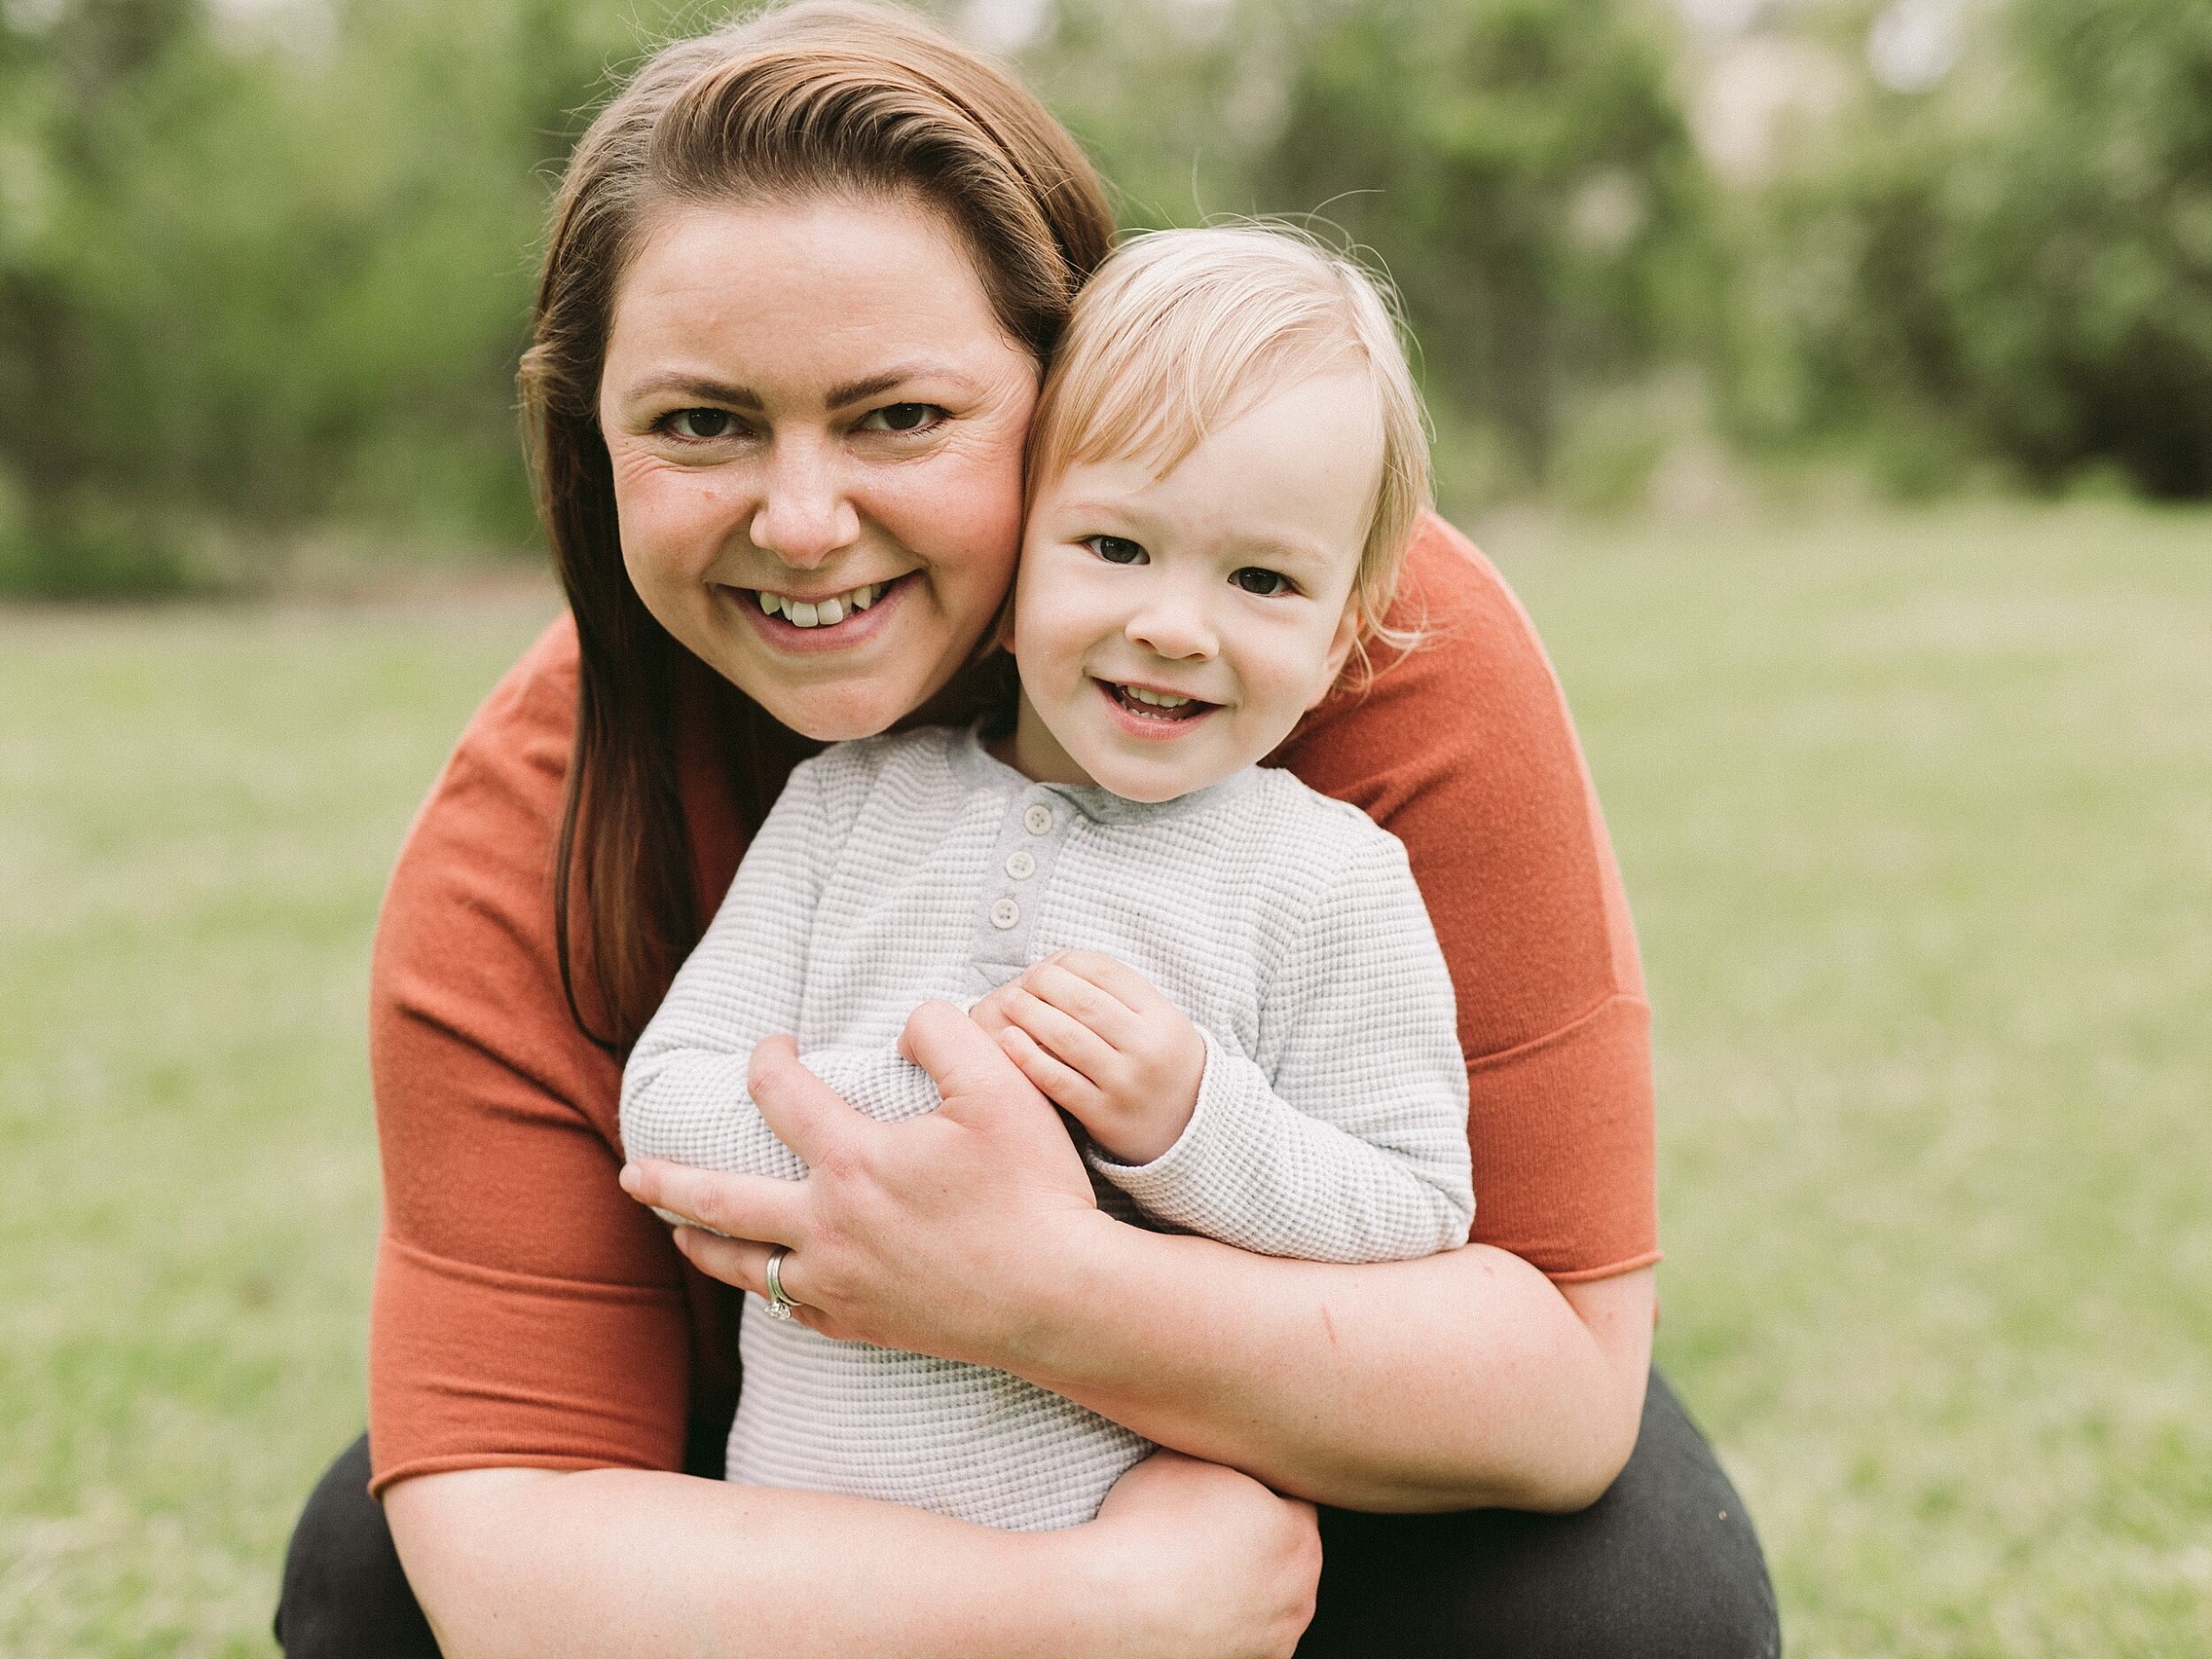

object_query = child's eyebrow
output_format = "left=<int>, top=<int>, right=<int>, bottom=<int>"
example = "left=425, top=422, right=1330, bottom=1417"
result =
left=1223, top=531, right=1333, bottom=571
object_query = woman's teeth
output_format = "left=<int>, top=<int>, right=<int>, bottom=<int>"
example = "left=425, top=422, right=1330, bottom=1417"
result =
left=756, top=581, right=887, bottom=627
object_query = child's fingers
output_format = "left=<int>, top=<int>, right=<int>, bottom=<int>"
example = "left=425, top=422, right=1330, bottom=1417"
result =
left=997, top=1024, right=1104, bottom=1118
left=1048, top=950, right=1163, bottom=1016
left=1004, top=985, right=1120, bottom=1082
left=1022, top=960, right=1146, bottom=1050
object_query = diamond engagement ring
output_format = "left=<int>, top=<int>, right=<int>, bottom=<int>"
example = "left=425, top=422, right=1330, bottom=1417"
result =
left=764, top=1247, right=798, bottom=1321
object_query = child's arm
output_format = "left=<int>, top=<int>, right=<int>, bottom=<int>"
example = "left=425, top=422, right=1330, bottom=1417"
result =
left=977, top=834, right=1473, bottom=1264
left=622, top=760, right=941, bottom=1192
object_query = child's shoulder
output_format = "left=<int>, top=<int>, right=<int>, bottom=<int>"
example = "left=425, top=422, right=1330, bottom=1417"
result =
left=785, top=725, right=971, bottom=803
left=1233, top=765, right=1415, bottom=884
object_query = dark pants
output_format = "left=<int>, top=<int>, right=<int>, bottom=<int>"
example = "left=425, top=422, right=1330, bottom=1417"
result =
left=276, top=1371, right=1778, bottom=1657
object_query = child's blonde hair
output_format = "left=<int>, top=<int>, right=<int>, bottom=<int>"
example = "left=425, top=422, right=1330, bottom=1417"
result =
left=1025, top=224, right=1432, bottom=662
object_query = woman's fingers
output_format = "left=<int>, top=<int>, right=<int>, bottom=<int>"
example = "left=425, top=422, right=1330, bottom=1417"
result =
left=899, top=999, right=1052, bottom=1127
left=966, top=984, right=1016, bottom=1039
left=668, top=1226, right=774, bottom=1294
left=1092, top=1452, right=1322, bottom=1659
left=666, top=1230, right=848, bottom=1339
left=618, top=1159, right=805, bottom=1245
left=747, top=1034, right=869, bottom=1167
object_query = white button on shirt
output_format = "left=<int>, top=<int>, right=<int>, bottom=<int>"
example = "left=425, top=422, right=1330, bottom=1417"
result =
left=1022, top=803, right=1054, bottom=835
left=989, top=897, right=1020, bottom=930
left=1004, top=849, right=1037, bottom=880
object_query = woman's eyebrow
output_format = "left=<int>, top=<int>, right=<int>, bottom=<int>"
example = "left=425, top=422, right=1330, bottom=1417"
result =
left=826, top=364, right=984, bottom=408
left=624, top=372, right=764, bottom=410
left=620, top=365, right=983, bottom=411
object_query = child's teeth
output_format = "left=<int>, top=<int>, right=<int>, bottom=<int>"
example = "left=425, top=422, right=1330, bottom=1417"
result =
left=1125, top=686, right=1191, bottom=708
left=755, top=581, right=886, bottom=627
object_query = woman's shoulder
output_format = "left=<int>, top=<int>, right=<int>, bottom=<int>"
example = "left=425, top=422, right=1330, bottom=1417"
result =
left=1275, top=511, right=1646, bottom=1045
left=371, top=612, right=611, bottom=1127
left=1278, top=515, right=1594, bottom=822
left=1297, top=516, right=1575, bottom=772
left=409, top=611, right=581, bottom=844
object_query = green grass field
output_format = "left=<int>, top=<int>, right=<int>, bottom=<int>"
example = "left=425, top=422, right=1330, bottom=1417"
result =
left=4, top=503, right=2207, bottom=1655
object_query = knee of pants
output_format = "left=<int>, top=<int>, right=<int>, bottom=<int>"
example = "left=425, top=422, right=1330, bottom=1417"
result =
left=1302, top=1373, right=1780, bottom=1659
left=1509, top=1371, right=1781, bottom=1659
left=274, top=1435, right=442, bottom=1659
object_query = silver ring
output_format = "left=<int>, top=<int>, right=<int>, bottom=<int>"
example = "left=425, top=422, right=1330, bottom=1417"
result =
left=764, top=1247, right=797, bottom=1321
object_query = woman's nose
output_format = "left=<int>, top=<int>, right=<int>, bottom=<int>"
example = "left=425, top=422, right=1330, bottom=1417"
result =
left=749, top=435, right=860, bottom=569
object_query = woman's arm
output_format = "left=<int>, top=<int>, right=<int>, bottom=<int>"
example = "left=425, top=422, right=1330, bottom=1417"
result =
left=1017, top=1231, right=1655, bottom=1512
left=386, top=1453, right=1320, bottom=1659
left=629, top=1008, right=1653, bottom=1516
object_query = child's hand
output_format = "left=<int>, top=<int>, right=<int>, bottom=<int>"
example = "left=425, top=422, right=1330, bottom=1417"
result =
left=969, top=950, right=1204, bottom=1165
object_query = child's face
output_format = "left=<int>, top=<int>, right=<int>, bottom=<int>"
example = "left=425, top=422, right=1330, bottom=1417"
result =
left=1010, top=370, right=1379, bottom=803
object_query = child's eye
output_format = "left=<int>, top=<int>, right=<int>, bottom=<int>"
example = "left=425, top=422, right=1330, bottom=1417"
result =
left=858, top=403, right=943, bottom=434
left=1085, top=535, right=1148, bottom=565
left=663, top=408, right=738, bottom=441
left=1231, top=566, right=1294, bottom=596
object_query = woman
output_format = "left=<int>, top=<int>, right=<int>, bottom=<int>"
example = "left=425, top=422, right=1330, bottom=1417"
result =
left=276, top=5, right=1778, bottom=1655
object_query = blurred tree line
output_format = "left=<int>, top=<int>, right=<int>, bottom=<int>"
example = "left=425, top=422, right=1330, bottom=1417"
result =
left=0, top=0, right=2205, bottom=594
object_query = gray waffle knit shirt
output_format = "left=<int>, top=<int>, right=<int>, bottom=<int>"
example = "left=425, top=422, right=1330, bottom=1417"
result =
left=621, top=725, right=1473, bottom=1532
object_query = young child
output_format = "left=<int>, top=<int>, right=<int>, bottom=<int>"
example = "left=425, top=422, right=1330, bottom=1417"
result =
left=621, top=227, right=1473, bottom=1532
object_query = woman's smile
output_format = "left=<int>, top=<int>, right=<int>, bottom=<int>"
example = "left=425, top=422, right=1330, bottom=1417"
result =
left=722, top=571, right=917, bottom=653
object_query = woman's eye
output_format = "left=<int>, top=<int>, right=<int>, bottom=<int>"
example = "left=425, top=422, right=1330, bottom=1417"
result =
left=664, top=408, right=735, bottom=441
left=859, top=403, right=941, bottom=433
left=1085, top=535, right=1148, bottom=565
left=1231, top=566, right=1294, bottom=596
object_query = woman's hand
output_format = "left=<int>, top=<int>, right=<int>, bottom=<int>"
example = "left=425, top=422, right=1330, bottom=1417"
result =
left=1082, top=1452, right=1321, bottom=1659
left=619, top=999, right=1110, bottom=1365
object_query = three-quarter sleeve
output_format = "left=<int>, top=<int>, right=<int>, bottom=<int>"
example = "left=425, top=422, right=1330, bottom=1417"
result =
left=366, top=623, right=697, bottom=1494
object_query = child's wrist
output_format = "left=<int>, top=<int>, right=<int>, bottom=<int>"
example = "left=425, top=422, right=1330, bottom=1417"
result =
left=1087, top=1071, right=1200, bottom=1167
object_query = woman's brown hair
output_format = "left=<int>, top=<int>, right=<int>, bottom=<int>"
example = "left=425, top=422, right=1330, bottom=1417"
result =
left=520, top=1, right=1114, bottom=1048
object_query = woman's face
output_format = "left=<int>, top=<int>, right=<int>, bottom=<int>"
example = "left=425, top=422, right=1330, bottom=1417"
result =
left=598, top=195, right=1040, bottom=741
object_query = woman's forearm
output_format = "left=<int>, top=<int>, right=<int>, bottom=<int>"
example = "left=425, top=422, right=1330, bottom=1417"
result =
left=388, top=1467, right=1094, bottom=1659
left=386, top=1452, right=1321, bottom=1659
left=1007, top=1227, right=1656, bottom=1513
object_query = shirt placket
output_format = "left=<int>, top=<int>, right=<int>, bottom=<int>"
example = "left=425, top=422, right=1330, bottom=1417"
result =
left=969, top=787, right=1071, bottom=991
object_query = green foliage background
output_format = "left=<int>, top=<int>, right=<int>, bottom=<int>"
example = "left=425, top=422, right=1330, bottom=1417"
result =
left=0, top=0, right=2206, bottom=594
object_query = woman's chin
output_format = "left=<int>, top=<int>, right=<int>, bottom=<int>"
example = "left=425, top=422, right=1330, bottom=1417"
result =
left=754, top=685, right=917, bottom=744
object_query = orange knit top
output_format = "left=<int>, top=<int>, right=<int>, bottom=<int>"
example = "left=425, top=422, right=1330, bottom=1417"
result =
left=365, top=516, right=1659, bottom=1495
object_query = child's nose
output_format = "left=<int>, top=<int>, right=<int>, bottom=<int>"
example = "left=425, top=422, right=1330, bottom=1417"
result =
left=1125, top=598, right=1217, bottom=661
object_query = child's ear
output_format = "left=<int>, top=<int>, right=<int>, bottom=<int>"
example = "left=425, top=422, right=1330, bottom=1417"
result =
left=1310, top=602, right=1363, bottom=708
